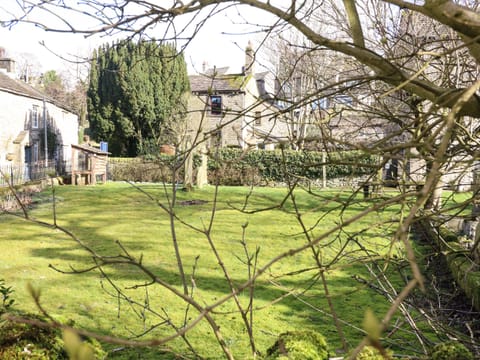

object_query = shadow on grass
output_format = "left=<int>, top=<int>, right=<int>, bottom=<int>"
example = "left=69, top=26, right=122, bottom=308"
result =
left=13, top=184, right=426, bottom=357
left=28, top=236, right=421, bottom=355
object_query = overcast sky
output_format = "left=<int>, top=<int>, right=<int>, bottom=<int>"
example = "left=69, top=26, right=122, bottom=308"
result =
left=0, top=2, right=277, bottom=78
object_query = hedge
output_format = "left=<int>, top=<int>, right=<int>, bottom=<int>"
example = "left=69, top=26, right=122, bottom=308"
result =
left=108, top=149, right=380, bottom=185
left=207, top=148, right=380, bottom=185
left=108, top=155, right=185, bottom=183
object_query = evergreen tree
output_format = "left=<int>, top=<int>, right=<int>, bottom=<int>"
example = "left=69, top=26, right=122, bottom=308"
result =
left=87, top=40, right=190, bottom=156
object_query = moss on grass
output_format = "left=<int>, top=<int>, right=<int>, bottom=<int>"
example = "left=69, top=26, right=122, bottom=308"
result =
left=0, top=313, right=67, bottom=359
left=0, top=312, right=106, bottom=360
left=351, top=345, right=393, bottom=360
left=430, top=341, right=473, bottom=360
left=264, top=330, right=329, bottom=360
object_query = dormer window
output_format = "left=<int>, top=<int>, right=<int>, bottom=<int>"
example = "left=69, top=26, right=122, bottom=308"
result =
left=31, top=106, right=39, bottom=128
left=210, top=95, right=222, bottom=115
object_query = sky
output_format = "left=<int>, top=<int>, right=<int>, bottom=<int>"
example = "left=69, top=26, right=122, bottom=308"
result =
left=0, top=2, right=278, bottom=79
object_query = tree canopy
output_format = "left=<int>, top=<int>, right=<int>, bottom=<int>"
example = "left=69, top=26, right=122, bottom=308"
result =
left=87, top=40, right=190, bottom=156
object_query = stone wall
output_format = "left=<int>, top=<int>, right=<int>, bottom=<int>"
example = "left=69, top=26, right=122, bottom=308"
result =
left=422, top=220, right=480, bottom=311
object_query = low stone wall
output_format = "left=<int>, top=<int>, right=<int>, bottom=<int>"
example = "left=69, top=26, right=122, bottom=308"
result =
left=259, top=176, right=372, bottom=189
left=420, top=219, right=480, bottom=311
left=445, top=217, right=480, bottom=264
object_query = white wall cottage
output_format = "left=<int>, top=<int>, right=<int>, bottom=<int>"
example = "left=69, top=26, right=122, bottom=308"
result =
left=0, top=52, right=78, bottom=181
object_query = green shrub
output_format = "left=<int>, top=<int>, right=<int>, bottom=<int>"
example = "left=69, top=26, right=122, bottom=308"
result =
left=108, top=157, right=184, bottom=183
left=0, top=313, right=106, bottom=359
left=264, top=330, right=329, bottom=360
left=109, top=150, right=379, bottom=185
left=208, top=149, right=379, bottom=185
left=352, top=345, right=393, bottom=360
left=430, top=341, right=473, bottom=360
left=438, top=226, right=458, bottom=243
left=0, top=279, right=15, bottom=313
left=208, top=161, right=261, bottom=185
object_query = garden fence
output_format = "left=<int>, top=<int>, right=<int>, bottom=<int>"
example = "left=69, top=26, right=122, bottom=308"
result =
left=0, top=160, right=71, bottom=187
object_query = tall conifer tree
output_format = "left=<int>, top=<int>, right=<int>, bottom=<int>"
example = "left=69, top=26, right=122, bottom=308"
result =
left=87, top=40, right=189, bottom=156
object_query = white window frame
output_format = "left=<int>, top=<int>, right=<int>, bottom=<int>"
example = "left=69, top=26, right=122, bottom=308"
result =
left=33, top=142, right=39, bottom=163
left=32, top=106, right=39, bottom=128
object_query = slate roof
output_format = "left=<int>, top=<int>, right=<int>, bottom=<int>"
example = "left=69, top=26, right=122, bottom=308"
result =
left=72, top=143, right=110, bottom=155
left=0, top=71, right=74, bottom=112
left=0, top=71, right=45, bottom=100
left=204, top=67, right=230, bottom=76
left=189, top=67, right=249, bottom=94
left=189, top=68, right=278, bottom=105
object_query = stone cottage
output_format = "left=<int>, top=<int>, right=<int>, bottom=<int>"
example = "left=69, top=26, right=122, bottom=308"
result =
left=0, top=48, right=78, bottom=183
left=187, top=42, right=289, bottom=151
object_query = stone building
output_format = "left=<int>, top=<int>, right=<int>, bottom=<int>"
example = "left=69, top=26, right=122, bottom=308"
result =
left=187, top=43, right=289, bottom=151
left=391, top=10, right=479, bottom=191
left=0, top=48, right=78, bottom=183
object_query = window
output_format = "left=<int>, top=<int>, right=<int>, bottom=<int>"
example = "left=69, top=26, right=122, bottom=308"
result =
left=210, top=95, right=222, bottom=115
left=254, top=111, right=261, bottom=125
left=32, top=142, right=39, bottom=163
left=312, top=98, right=329, bottom=110
left=335, top=95, right=353, bottom=106
left=319, top=98, right=329, bottom=109
left=282, top=83, right=292, bottom=98
left=32, top=106, right=39, bottom=128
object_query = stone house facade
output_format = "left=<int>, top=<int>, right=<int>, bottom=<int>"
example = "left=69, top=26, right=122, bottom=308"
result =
left=392, top=11, right=479, bottom=191
left=187, top=43, right=289, bottom=151
left=0, top=49, right=78, bottom=182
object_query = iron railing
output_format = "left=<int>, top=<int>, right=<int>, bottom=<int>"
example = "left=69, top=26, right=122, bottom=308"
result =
left=0, top=160, right=72, bottom=187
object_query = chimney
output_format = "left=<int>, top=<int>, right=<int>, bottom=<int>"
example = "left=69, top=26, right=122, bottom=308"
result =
left=202, top=60, right=209, bottom=73
left=0, top=47, right=16, bottom=74
left=244, top=41, right=254, bottom=75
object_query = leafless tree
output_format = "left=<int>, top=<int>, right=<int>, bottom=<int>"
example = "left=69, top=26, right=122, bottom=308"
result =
left=2, top=1, right=480, bottom=359
left=10, top=51, right=43, bottom=83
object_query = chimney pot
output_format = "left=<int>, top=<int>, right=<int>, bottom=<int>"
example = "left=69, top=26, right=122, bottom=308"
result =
left=244, top=41, right=254, bottom=75
left=0, top=47, right=15, bottom=74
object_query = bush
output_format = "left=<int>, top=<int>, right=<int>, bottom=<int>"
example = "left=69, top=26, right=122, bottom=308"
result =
left=208, top=161, right=262, bottom=186
left=264, top=330, right=329, bottom=360
left=430, top=341, right=473, bottom=360
left=208, top=149, right=379, bottom=185
left=352, top=345, right=393, bottom=360
left=0, top=313, right=106, bottom=360
left=0, top=313, right=66, bottom=359
left=108, top=157, right=184, bottom=183
left=0, top=279, right=15, bottom=313
left=108, top=149, right=379, bottom=186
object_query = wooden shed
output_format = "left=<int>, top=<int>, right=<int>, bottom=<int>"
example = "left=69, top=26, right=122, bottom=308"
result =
left=71, top=144, right=109, bottom=185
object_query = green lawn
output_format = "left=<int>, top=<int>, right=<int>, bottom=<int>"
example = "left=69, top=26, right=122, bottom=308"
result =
left=0, top=182, right=446, bottom=358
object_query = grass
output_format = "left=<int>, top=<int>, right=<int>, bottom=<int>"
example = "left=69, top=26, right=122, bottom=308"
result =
left=0, top=182, right=451, bottom=358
